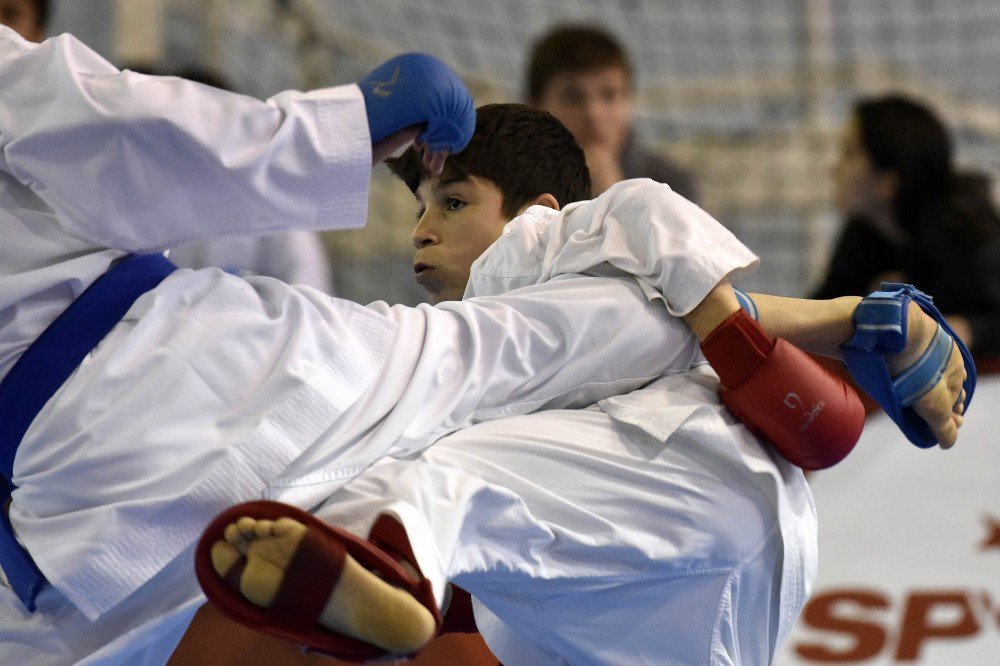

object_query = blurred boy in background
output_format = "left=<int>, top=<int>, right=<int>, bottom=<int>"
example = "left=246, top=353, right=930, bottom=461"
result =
left=526, top=23, right=699, bottom=201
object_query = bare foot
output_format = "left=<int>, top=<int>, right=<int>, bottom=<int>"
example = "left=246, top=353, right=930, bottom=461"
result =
left=210, top=516, right=436, bottom=655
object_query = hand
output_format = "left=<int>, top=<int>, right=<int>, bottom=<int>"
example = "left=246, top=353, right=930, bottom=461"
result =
left=886, top=306, right=967, bottom=448
left=359, top=53, right=475, bottom=155
left=415, top=140, right=448, bottom=175
left=371, top=126, right=420, bottom=166
left=371, top=128, right=448, bottom=175
left=909, top=340, right=965, bottom=448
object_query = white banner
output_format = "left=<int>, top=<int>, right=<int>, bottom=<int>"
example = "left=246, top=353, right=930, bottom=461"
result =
left=776, top=377, right=1000, bottom=665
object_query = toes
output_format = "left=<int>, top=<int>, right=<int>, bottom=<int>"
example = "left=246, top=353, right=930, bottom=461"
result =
left=272, top=516, right=302, bottom=537
left=224, top=522, right=252, bottom=554
left=245, top=518, right=309, bottom=570
left=236, top=518, right=309, bottom=608
left=236, top=516, right=258, bottom=538
left=254, top=519, right=275, bottom=539
left=210, top=540, right=242, bottom=578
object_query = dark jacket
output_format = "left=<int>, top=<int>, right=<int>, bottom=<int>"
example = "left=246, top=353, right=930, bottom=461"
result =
left=812, top=174, right=1000, bottom=357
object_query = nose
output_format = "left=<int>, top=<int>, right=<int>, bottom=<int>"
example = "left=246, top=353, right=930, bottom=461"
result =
left=412, top=211, right=439, bottom=249
left=582, top=97, right=601, bottom=124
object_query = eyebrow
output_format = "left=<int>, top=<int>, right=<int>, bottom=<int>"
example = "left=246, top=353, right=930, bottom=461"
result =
left=416, top=175, right=470, bottom=202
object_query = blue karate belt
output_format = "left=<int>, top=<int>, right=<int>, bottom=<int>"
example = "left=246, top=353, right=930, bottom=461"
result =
left=0, top=253, right=176, bottom=611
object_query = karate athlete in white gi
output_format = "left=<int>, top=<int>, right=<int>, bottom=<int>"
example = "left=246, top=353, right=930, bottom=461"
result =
left=197, top=105, right=970, bottom=664
left=0, top=28, right=730, bottom=663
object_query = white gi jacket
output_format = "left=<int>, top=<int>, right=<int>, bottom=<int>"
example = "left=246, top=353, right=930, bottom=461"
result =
left=317, top=187, right=818, bottom=665
left=0, top=27, right=758, bottom=663
left=167, top=230, right=334, bottom=294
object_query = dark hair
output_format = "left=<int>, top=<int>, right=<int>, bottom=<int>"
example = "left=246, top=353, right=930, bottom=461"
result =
left=854, top=94, right=998, bottom=245
left=526, top=24, right=632, bottom=103
left=855, top=95, right=953, bottom=230
left=387, top=103, right=592, bottom=218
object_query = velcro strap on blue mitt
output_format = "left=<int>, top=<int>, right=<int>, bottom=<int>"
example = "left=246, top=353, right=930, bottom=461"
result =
left=359, top=53, right=475, bottom=154
left=841, top=283, right=977, bottom=448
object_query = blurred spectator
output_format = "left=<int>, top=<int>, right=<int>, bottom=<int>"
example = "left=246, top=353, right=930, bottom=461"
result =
left=0, top=0, right=47, bottom=42
left=526, top=24, right=699, bottom=201
left=814, top=94, right=1000, bottom=357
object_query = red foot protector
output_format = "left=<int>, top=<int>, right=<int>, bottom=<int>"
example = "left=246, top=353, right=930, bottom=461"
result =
left=701, top=310, right=865, bottom=470
left=365, top=516, right=477, bottom=635
left=194, top=500, right=441, bottom=661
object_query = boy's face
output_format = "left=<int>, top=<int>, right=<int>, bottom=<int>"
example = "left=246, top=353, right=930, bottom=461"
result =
left=833, top=118, right=894, bottom=218
left=535, top=66, right=633, bottom=152
left=411, top=174, right=511, bottom=303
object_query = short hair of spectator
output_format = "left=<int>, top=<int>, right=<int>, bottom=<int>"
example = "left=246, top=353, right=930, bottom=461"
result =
left=526, top=24, right=633, bottom=103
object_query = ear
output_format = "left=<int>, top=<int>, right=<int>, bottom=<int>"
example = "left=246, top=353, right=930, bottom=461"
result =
left=517, top=193, right=561, bottom=215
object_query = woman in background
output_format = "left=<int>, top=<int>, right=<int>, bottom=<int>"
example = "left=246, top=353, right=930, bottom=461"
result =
left=814, top=94, right=1000, bottom=359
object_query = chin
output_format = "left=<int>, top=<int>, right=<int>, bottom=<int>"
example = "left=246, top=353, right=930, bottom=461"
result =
left=432, top=289, right=463, bottom=304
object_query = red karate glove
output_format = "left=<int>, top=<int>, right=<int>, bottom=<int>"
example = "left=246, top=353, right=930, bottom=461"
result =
left=701, top=309, right=865, bottom=470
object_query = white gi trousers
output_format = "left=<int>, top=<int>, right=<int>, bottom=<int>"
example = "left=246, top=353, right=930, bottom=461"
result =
left=317, top=369, right=817, bottom=665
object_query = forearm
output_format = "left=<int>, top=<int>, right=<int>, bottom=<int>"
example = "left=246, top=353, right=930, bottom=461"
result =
left=0, top=27, right=371, bottom=252
left=750, top=293, right=861, bottom=358
left=738, top=289, right=941, bottom=376
left=364, top=275, right=694, bottom=455
left=686, top=282, right=865, bottom=469
left=679, top=283, right=858, bottom=350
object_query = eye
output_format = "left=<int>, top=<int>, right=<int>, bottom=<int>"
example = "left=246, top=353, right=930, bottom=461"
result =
left=444, top=197, right=466, bottom=211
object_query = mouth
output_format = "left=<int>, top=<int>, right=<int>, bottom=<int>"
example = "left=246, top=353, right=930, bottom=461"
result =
left=413, top=262, right=435, bottom=284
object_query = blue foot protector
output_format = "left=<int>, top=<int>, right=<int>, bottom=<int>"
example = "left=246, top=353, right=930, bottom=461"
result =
left=842, top=283, right=976, bottom=448
left=359, top=53, right=475, bottom=154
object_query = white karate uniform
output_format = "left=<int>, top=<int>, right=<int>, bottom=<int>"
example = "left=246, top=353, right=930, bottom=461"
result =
left=314, top=190, right=817, bottom=665
left=0, top=27, right=754, bottom=663
left=167, top=230, right=335, bottom=294
left=321, top=375, right=815, bottom=665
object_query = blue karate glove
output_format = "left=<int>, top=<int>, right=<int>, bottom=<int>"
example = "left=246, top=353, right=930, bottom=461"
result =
left=842, top=283, right=976, bottom=448
left=359, top=53, right=475, bottom=155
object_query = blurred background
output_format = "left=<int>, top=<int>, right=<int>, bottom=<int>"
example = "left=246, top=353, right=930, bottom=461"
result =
left=48, top=0, right=1000, bottom=305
